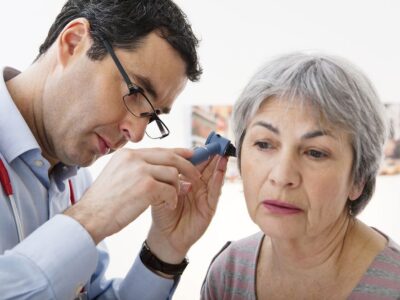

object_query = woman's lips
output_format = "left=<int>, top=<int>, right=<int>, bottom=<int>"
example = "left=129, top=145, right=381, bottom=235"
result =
left=262, top=200, right=303, bottom=215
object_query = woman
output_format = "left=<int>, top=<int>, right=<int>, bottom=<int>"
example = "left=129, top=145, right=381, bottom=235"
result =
left=201, top=53, right=400, bottom=299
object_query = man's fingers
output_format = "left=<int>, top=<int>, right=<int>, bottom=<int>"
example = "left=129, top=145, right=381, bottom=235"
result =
left=207, top=156, right=228, bottom=207
left=148, top=165, right=180, bottom=192
left=200, top=155, right=227, bottom=183
left=178, top=180, right=192, bottom=196
left=138, top=148, right=201, bottom=181
left=155, top=183, right=179, bottom=210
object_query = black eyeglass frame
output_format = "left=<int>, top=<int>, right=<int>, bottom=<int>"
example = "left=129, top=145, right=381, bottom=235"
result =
left=101, top=38, right=170, bottom=139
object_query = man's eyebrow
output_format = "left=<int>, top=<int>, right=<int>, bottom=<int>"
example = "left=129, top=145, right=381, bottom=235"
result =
left=134, top=75, right=172, bottom=114
left=135, top=74, right=158, bottom=100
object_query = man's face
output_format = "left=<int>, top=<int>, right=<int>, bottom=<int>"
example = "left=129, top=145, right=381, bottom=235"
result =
left=41, top=32, right=188, bottom=166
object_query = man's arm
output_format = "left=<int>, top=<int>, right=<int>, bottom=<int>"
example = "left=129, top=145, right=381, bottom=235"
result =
left=146, top=155, right=228, bottom=272
left=0, top=215, right=97, bottom=300
left=64, top=148, right=200, bottom=244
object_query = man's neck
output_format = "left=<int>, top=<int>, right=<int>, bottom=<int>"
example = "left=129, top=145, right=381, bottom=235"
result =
left=5, top=62, right=60, bottom=168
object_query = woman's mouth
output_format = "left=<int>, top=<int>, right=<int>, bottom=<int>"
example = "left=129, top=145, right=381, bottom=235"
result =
left=262, top=199, right=303, bottom=215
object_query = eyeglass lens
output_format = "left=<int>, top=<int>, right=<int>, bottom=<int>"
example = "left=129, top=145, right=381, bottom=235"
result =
left=122, top=91, right=168, bottom=139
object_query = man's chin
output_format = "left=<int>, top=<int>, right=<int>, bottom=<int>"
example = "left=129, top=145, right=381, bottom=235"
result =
left=70, top=148, right=117, bottom=167
left=73, top=153, right=99, bottom=168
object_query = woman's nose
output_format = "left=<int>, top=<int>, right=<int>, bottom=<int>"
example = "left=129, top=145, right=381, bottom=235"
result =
left=268, top=150, right=301, bottom=188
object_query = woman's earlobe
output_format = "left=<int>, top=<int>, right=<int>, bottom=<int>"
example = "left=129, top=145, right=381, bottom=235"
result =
left=348, top=183, right=364, bottom=201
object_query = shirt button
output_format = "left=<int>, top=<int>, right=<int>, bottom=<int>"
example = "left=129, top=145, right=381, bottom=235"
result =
left=33, top=160, right=44, bottom=167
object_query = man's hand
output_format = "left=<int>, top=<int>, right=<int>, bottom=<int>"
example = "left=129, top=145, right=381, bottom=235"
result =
left=146, top=155, right=228, bottom=264
left=64, top=148, right=201, bottom=244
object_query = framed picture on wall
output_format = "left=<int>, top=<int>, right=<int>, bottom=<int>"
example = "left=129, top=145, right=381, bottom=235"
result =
left=380, top=103, right=400, bottom=176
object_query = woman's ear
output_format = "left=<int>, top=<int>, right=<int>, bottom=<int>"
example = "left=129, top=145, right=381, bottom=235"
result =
left=57, top=18, right=92, bottom=66
left=348, top=182, right=365, bottom=201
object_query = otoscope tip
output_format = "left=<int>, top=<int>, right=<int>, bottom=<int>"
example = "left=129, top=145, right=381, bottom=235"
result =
left=224, top=143, right=237, bottom=157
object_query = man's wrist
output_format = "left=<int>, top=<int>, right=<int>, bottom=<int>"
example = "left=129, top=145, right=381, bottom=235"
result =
left=146, top=228, right=189, bottom=264
left=64, top=203, right=104, bottom=245
left=139, top=240, right=189, bottom=277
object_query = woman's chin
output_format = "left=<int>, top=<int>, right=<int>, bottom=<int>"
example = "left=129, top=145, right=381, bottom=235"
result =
left=256, top=219, right=303, bottom=240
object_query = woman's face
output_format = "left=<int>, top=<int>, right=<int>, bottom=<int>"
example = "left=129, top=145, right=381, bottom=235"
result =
left=241, top=98, right=362, bottom=240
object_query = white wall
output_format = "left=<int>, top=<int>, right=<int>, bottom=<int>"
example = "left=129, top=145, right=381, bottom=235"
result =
left=1, top=1, right=400, bottom=299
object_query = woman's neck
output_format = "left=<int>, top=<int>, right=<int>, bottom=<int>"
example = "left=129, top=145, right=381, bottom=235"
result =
left=257, top=218, right=387, bottom=299
left=266, top=217, right=366, bottom=274
left=262, top=217, right=387, bottom=274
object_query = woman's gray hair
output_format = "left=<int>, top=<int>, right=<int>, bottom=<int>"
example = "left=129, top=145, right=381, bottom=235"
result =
left=232, top=52, right=387, bottom=216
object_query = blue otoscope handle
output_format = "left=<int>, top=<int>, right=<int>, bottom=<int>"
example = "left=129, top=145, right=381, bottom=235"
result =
left=188, top=131, right=236, bottom=165
left=189, top=143, right=221, bottom=165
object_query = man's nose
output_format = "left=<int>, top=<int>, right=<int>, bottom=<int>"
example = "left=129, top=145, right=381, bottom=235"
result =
left=120, top=116, right=148, bottom=143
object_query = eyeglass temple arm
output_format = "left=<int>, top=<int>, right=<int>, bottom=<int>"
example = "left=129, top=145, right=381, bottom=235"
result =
left=150, top=114, right=169, bottom=136
left=101, top=38, right=135, bottom=90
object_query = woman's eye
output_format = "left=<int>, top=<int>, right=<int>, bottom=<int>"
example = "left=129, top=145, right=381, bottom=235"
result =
left=254, top=141, right=273, bottom=150
left=307, top=149, right=327, bottom=159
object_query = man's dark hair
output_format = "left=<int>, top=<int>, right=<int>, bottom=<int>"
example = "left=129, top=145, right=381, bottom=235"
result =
left=38, top=0, right=202, bottom=81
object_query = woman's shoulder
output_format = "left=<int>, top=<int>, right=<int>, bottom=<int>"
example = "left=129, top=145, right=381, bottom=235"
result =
left=376, top=236, right=400, bottom=272
left=227, top=231, right=264, bottom=253
left=373, top=229, right=400, bottom=267
left=200, top=232, right=264, bottom=300
left=350, top=233, right=400, bottom=299
left=212, top=231, right=264, bottom=266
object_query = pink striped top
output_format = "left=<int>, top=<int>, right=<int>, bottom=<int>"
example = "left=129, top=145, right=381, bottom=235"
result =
left=201, top=231, right=400, bottom=300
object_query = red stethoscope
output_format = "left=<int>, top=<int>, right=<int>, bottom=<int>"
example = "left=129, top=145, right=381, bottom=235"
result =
left=0, top=158, right=76, bottom=242
left=0, top=158, right=87, bottom=297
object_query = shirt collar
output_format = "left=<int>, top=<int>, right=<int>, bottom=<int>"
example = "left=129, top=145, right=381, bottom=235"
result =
left=0, top=67, right=40, bottom=163
left=0, top=67, right=79, bottom=188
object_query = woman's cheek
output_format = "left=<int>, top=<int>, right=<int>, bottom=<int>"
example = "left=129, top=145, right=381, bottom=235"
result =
left=242, top=175, right=259, bottom=222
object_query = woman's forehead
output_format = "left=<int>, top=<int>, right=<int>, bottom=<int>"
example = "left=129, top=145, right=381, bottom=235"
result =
left=256, top=97, right=323, bottom=123
left=251, top=97, right=351, bottom=139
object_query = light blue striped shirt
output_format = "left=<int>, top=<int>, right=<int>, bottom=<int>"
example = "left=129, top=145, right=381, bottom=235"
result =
left=0, top=67, right=176, bottom=299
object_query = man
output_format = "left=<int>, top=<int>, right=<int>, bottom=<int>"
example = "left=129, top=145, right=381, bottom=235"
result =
left=0, top=0, right=227, bottom=299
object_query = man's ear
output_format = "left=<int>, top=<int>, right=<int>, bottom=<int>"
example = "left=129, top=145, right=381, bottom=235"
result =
left=57, top=18, right=92, bottom=66
left=349, top=181, right=365, bottom=201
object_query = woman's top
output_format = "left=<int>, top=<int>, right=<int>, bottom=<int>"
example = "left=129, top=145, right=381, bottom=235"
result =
left=201, top=231, right=400, bottom=300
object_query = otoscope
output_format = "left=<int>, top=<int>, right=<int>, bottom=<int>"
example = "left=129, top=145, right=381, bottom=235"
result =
left=189, top=131, right=237, bottom=165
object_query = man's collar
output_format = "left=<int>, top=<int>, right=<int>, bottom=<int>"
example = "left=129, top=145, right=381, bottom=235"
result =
left=0, top=66, right=40, bottom=163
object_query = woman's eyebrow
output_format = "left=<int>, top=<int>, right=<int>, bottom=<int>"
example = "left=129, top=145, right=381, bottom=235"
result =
left=252, top=121, right=337, bottom=140
left=253, top=121, right=279, bottom=134
left=301, top=129, right=336, bottom=140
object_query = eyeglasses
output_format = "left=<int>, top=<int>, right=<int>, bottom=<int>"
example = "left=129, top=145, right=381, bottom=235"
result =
left=101, top=38, right=170, bottom=139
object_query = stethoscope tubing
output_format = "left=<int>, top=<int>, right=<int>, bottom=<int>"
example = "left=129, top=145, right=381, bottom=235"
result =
left=0, top=158, right=75, bottom=243
left=0, top=158, right=24, bottom=241
left=9, top=194, right=24, bottom=241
